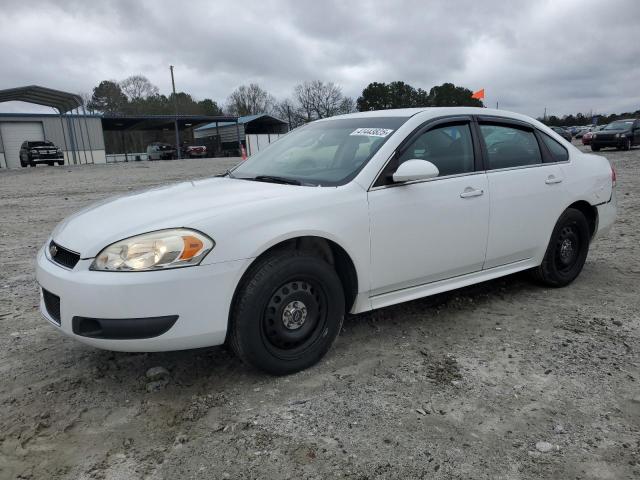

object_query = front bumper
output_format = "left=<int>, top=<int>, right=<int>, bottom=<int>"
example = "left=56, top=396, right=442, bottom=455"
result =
left=31, top=155, right=64, bottom=163
left=36, top=245, right=250, bottom=351
left=591, top=137, right=626, bottom=148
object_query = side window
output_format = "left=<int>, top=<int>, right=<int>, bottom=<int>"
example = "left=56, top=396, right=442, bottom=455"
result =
left=540, top=133, right=569, bottom=162
left=397, top=123, right=475, bottom=177
left=480, top=124, right=542, bottom=170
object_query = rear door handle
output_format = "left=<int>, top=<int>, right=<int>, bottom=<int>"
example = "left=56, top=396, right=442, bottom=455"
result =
left=460, top=187, right=484, bottom=198
left=545, top=175, right=563, bottom=185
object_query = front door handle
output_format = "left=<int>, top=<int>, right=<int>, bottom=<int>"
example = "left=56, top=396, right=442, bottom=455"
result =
left=460, top=187, right=484, bottom=198
left=545, top=175, right=563, bottom=185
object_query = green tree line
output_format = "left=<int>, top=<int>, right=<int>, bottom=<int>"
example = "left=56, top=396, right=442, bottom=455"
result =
left=539, top=110, right=640, bottom=127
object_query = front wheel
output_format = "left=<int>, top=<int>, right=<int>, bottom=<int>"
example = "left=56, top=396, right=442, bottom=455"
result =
left=531, top=208, right=590, bottom=287
left=229, top=250, right=345, bottom=375
left=590, top=145, right=600, bottom=152
left=623, top=138, right=631, bottom=151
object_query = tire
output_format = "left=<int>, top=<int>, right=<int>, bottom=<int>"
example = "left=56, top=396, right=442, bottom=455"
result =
left=531, top=208, right=590, bottom=287
left=229, top=249, right=345, bottom=375
left=47, top=161, right=54, bottom=166
left=623, top=138, right=631, bottom=151
left=590, top=145, right=600, bottom=152
left=57, top=161, right=64, bottom=166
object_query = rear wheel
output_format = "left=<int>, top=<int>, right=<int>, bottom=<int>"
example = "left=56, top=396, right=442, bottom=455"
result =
left=229, top=249, right=345, bottom=375
left=57, top=161, right=64, bottom=166
left=532, top=208, right=590, bottom=287
left=47, top=161, right=54, bottom=166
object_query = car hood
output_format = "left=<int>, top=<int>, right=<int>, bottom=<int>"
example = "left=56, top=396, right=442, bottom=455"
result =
left=52, top=177, right=311, bottom=258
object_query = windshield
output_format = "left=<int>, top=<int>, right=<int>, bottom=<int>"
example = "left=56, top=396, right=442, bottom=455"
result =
left=29, top=141, right=53, bottom=147
left=603, top=121, right=633, bottom=130
left=231, top=117, right=409, bottom=186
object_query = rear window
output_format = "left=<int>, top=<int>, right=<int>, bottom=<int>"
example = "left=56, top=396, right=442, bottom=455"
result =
left=480, top=124, right=542, bottom=170
left=541, top=133, right=569, bottom=162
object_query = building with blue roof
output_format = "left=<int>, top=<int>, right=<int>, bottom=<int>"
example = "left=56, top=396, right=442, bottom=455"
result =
left=194, top=113, right=289, bottom=156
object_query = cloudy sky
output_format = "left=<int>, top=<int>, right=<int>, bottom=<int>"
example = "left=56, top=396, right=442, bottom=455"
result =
left=1, top=0, right=638, bottom=118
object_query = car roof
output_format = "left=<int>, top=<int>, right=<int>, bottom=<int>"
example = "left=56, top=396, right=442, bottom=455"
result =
left=327, top=107, right=541, bottom=124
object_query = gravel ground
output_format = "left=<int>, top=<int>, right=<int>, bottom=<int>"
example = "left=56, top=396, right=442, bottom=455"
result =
left=1, top=146, right=638, bottom=480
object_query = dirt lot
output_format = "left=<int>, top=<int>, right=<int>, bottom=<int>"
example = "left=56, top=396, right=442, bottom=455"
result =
left=1, top=146, right=639, bottom=480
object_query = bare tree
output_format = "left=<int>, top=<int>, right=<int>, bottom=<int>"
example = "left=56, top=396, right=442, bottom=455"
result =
left=273, top=98, right=304, bottom=129
left=226, top=84, right=275, bottom=116
left=119, top=75, right=159, bottom=102
left=293, top=82, right=316, bottom=122
left=79, top=92, right=94, bottom=113
left=293, top=81, right=354, bottom=122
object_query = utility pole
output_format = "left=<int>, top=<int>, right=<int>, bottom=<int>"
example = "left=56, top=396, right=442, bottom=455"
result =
left=170, top=65, right=181, bottom=159
left=543, top=106, right=547, bottom=121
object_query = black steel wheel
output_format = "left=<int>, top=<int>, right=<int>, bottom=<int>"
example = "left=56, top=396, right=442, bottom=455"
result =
left=532, top=208, right=590, bottom=287
left=229, top=249, right=345, bottom=375
left=261, top=279, right=328, bottom=358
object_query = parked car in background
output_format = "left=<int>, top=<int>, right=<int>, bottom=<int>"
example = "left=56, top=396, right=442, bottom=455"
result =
left=181, top=145, right=208, bottom=158
left=146, top=142, right=175, bottom=160
left=37, top=107, right=617, bottom=375
left=574, top=126, right=591, bottom=139
left=19, top=140, right=64, bottom=167
left=591, top=119, right=640, bottom=151
left=582, top=125, right=605, bottom=146
left=551, top=126, right=572, bottom=142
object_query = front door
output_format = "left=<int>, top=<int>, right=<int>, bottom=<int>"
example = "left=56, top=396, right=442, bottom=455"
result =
left=368, top=120, right=490, bottom=297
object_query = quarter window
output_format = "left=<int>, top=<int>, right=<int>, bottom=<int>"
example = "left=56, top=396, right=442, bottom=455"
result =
left=397, top=123, right=475, bottom=177
left=540, top=133, right=569, bottom=162
left=480, top=124, right=542, bottom=170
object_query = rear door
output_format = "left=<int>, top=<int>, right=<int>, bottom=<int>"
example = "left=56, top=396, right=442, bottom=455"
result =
left=477, top=118, right=570, bottom=269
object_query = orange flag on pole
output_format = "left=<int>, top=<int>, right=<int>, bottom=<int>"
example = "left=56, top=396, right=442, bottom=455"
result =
left=471, top=88, right=485, bottom=100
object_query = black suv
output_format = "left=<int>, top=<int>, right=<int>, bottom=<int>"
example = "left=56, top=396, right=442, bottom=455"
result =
left=591, top=119, right=640, bottom=151
left=20, top=141, right=64, bottom=166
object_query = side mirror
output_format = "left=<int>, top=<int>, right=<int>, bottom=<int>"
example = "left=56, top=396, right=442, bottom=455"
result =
left=392, top=159, right=439, bottom=183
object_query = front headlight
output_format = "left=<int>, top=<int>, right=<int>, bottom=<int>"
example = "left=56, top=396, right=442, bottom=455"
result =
left=620, top=133, right=626, bottom=138
left=615, top=133, right=620, bottom=138
left=90, top=228, right=214, bottom=271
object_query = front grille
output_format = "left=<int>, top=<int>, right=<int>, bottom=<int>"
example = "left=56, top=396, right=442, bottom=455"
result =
left=42, top=289, right=61, bottom=325
left=49, top=241, right=80, bottom=269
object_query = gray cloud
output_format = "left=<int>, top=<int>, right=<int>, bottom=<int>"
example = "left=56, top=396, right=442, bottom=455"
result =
left=1, top=0, right=638, bottom=117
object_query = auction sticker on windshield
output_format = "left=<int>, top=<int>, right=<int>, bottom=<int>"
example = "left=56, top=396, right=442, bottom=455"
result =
left=350, top=128, right=394, bottom=137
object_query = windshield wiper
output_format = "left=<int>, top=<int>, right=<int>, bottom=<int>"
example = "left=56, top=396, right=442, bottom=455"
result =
left=216, top=169, right=236, bottom=178
left=251, top=175, right=301, bottom=185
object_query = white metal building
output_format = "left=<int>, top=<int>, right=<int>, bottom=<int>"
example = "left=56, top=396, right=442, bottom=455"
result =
left=0, top=86, right=106, bottom=169
left=0, top=113, right=106, bottom=168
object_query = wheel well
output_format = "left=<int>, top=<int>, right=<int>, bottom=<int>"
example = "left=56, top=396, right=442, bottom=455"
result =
left=568, top=201, right=597, bottom=238
left=236, top=236, right=359, bottom=314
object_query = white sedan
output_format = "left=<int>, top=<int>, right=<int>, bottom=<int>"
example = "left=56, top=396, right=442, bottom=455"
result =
left=37, top=107, right=616, bottom=374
